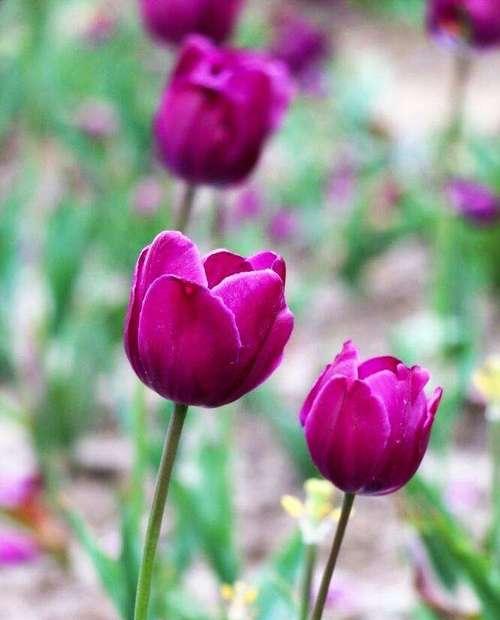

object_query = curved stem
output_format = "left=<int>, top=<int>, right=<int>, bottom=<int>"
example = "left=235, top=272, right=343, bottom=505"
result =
left=175, top=184, right=197, bottom=233
left=300, top=544, right=317, bottom=620
left=134, top=403, right=188, bottom=620
left=310, top=493, right=355, bottom=620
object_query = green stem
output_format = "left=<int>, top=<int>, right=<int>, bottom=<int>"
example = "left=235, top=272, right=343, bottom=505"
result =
left=175, top=184, right=197, bottom=233
left=134, top=403, right=188, bottom=620
left=310, top=493, right=355, bottom=620
left=488, top=406, right=500, bottom=568
left=438, top=50, right=473, bottom=175
left=300, top=544, right=317, bottom=620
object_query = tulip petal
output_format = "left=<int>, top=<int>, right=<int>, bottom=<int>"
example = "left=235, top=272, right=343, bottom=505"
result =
left=203, top=250, right=252, bottom=288
left=212, top=270, right=284, bottom=370
left=362, top=368, right=435, bottom=495
left=139, top=231, right=207, bottom=301
left=304, top=377, right=390, bottom=494
left=329, top=340, right=359, bottom=378
left=124, top=246, right=150, bottom=383
left=224, top=307, right=294, bottom=403
left=358, top=355, right=402, bottom=379
left=138, top=275, right=241, bottom=407
left=247, top=251, right=286, bottom=282
left=300, top=363, right=332, bottom=426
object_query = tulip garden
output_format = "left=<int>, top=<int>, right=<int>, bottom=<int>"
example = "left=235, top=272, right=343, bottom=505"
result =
left=2, top=0, right=500, bottom=618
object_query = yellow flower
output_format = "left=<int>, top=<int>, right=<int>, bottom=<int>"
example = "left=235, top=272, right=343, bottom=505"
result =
left=474, top=356, right=500, bottom=404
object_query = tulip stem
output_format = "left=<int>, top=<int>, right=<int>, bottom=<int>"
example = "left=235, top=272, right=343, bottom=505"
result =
left=309, top=493, right=355, bottom=620
left=300, top=544, right=317, bottom=620
left=176, top=183, right=197, bottom=233
left=134, top=402, right=188, bottom=620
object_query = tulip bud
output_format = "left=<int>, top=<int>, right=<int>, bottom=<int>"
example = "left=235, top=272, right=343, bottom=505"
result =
left=139, top=0, right=245, bottom=46
left=154, top=36, right=294, bottom=186
left=267, top=208, right=299, bottom=244
left=270, top=9, right=330, bottom=92
left=446, top=179, right=500, bottom=226
left=427, top=0, right=500, bottom=50
left=300, top=341, right=443, bottom=496
left=124, top=231, right=294, bottom=407
left=0, top=530, right=40, bottom=566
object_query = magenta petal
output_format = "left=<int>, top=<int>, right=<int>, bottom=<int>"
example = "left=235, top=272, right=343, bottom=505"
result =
left=124, top=246, right=150, bottom=383
left=358, top=355, right=402, bottom=379
left=138, top=275, right=241, bottom=407
left=362, top=369, right=432, bottom=495
left=138, top=231, right=207, bottom=301
left=212, top=270, right=284, bottom=369
left=203, top=250, right=253, bottom=288
left=224, top=307, right=294, bottom=403
left=300, top=364, right=332, bottom=426
left=329, top=340, right=359, bottom=379
left=0, top=531, right=40, bottom=566
left=305, top=378, right=390, bottom=494
left=427, top=387, right=443, bottom=425
left=247, top=251, right=286, bottom=282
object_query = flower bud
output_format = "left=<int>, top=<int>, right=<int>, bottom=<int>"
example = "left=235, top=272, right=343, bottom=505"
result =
left=446, top=179, right=500, bottom=226
left=139, top=0, right=245, bottom=46
left=427, top=0, right=500, bottom=50
left=270, top=9, right=330, bottom=91
left=154, top=36, right=293, bottom=186
left=0, top=530, right=40, bottom=566
left=300, top=341, right=443, bottom=496
left=124, top=231, right=294, bottom=407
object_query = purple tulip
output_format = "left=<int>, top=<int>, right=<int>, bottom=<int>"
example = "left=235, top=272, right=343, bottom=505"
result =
left=300, top=341, right=443, bottom=496
left=270, top=9, right=330, bottom=90
left=154, top=36, right=293, bottom=186
left=427, top=0, right=500, bottom=49
left=124, top=231, right=294, bottom=407
left=139, top=0, right=244, bottom=46
left=0, top=474, right=41, bottom=511
left=267, top=208, right=299, bottom=244
left=446, top=179, right=500, bottom=225
left=0, top=530, right=40, bottom=566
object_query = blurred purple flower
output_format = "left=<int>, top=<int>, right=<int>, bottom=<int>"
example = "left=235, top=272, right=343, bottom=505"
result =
left=446, top=178, right=500, bottom=225
left=427, top=0, right=500, bottom=50
left=124, top=231, right=294, bottom=407
left=270, top=9, right=331, bottom=92
left=267, top=208, right=299, bottom=244
left=232, top=186, right=264, bottom=224
left=139, top=0, right=245, bottom=46
left=75, top=101, right=119, bottom=141
left=328, top=158, right=358, bottom=211
left=301, top=341, right=443, bottom=495
left=83, top=9, right=117, bottom=45
left=0, top=474, right=41, bottom=512
left=154, top=36, right=294, bottom=186
left=0, top=530, right=40, bottom=566
left=132, top=177, right=164, bottom=217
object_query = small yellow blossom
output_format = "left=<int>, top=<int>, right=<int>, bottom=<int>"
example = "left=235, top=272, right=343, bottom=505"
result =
left=474, top=356, right=500, bottom=404
left=281, top=478, right=343, bottom=544
left=221, top=581, right=258, bottom=620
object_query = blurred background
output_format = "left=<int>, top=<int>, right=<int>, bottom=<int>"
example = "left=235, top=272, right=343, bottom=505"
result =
left=2, top=0, right=500, bottom=618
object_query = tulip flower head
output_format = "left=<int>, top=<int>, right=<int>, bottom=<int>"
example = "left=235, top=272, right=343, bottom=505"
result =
left=124, top=231, right=294, bottom=407
left=0, top=530, right=40, bottom=566
left=221, top=582, right=258, bottom=620
left=300, top=342, right=443, bottom=496
left=139, top=0, right=244, bottom=46
left=427, top=0, right=500, bottom=50
left=154, top=36, right=293, bottom=186
left=446, top=179, right=500, bottom=226
left=270, top=9, right=330, bottom=91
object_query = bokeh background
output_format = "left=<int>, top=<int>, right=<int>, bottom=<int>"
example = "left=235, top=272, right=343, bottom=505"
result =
left=2, top=0, right=500, bottom=618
